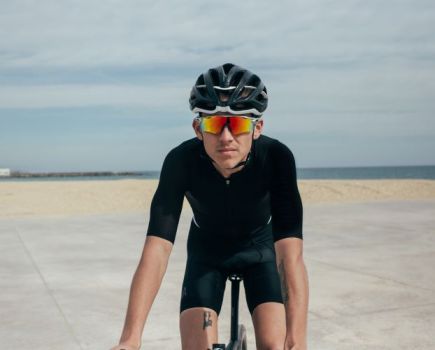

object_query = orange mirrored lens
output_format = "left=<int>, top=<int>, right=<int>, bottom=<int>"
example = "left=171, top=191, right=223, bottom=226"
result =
left=200, top=116, right=253, bottom=135
left=228, top=117, right=253, bottom=135
left=201, top=116, right=227, bottom=134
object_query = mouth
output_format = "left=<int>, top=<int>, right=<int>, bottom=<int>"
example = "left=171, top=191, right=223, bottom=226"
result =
left=218, top=149, right=237, bottom=157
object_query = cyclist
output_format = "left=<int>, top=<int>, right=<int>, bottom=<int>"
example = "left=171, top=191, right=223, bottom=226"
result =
left=110, top=63, right=309, bottom=350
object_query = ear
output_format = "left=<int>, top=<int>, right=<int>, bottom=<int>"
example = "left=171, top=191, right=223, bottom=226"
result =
left=192, top=119, right=203, bottom=140
left=253, top=119, right=264, bottom=140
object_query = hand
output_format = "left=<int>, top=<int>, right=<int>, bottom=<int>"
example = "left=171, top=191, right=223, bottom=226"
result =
left=110, top=344, right=140, bottom=350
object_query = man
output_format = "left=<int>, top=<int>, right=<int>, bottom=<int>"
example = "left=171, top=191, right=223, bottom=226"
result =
left=111, top=63, right=309, bottom=350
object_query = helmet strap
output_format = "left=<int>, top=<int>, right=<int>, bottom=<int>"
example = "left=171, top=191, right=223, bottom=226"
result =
left=228, top=131, right=255, bottom=169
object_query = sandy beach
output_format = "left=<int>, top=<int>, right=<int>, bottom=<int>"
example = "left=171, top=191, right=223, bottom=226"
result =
left=1, top=179, right=435, bottom=218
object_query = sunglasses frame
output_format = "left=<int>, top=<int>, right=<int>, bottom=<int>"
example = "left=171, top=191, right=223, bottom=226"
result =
left=195, top=115, right=261, bottom=135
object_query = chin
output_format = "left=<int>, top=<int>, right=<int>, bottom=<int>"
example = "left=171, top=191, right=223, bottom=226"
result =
left=217, top=158, right=240, bottom=169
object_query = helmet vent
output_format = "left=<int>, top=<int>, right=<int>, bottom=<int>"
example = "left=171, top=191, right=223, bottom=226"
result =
left=197, top=86, right=208, bottom=98
left=229, top=71, right=244, bottom=86
left=195, top=75, right=205, bottom=86
left=256, top=93, right=265, bottom=102
left=218, top=90, right=230, bottom=102
left=210, top=69, right=220, bottom=86
left=233, top=102, right=247, bottom=110
left=240, top=87, right=254, bottom=98
left=247, top=75, right=260, bottom=87
left=222, top=63, right=234, bottom=74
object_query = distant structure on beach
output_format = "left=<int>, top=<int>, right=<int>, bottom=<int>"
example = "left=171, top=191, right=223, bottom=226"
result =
left=0, top=168, right=11, bottom=177
left=5, top=170, right=157, bottom=179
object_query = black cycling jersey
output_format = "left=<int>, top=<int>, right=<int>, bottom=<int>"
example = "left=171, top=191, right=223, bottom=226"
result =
left=146, top=134, right=303, bottom=244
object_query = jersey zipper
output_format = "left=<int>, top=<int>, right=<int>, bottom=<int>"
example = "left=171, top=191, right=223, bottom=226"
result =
left=225, top=177, right=231, bottom=223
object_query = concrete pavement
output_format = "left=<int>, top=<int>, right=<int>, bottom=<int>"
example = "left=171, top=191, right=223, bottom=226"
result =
left=1, top=200, right=434, bottom=349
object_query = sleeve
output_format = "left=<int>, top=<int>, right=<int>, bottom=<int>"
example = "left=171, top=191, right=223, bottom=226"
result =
left=146, top=147, right=187, bottom=244
left=269, top=140, right=303, bottom=241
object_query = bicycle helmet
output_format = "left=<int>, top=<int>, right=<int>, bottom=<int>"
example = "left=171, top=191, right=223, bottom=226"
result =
left=189, top=63, right=268, bottom=116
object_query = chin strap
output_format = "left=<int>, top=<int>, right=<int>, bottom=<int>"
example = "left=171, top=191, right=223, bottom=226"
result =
left=229, top=129, right=257, bottom=169
left=229, top=151, right=251, bottom=169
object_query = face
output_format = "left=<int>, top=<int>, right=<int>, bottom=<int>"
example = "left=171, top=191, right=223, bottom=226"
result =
left=192, top=113, right=264, bottom=171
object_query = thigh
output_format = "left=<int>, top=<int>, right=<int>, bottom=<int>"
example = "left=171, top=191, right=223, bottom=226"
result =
left=179, top=259, right=227, bottom=350
left=252, top=302, right=286, bottom=350
left=243, top=260, right=286, bottom=348
left=179, top=259, right=227, bottom=315
left=243, top=260, right=283, bottom=314
left=180, top=307, right=219, bottom=350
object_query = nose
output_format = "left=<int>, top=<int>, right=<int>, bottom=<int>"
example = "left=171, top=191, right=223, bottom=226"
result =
left=219, top=124, right=234, bottom=141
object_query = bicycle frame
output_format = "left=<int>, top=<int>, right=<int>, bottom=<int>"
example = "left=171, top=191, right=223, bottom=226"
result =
left=212, top=273, right=247, bottom=350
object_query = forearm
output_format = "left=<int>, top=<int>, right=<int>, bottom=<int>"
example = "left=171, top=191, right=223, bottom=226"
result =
left=277, top=253, right=309, bottom=346
left=119, top=243, right=170, bottom=347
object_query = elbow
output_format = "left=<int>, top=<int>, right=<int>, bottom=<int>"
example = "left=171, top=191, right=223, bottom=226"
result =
left=274, top=236, right=304, bottom=263
left=140, top=236, right=173, bottom=266
left=278, top=251, right=305, bottom=268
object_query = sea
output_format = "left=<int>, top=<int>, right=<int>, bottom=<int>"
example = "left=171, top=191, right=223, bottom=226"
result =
left=1, top=165, right=435, bottom=181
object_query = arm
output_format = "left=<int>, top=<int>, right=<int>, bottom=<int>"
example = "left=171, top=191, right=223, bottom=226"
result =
left=113, top=146, right=186, bottom=349
left=115, top=236, right=173, bottom=349
left=275, top=237, right=309, bottom=350
left=268, top=141, right=307, bottom=348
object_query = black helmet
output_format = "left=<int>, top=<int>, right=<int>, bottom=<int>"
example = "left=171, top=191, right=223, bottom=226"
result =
left=189, top=63, right=268, bottom=116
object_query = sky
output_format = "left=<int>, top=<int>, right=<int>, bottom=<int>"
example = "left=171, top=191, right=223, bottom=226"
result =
left=1, top=0, right=434, bottom=172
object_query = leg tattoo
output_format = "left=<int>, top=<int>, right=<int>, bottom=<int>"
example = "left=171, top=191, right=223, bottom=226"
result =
left=203, top=311, right=212, bottom=330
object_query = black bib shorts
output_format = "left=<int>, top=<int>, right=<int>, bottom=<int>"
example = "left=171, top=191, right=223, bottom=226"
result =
left=180, top=219, right=283, bottom=315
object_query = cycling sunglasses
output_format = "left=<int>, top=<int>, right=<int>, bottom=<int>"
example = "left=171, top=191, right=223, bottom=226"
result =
left=195, top=115, right=260, bottom=135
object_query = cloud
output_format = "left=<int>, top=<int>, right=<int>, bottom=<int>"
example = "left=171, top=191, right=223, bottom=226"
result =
left=1, top=0, right=434, bottom=69
left=0, top=83, right=189, bottom=109
left=1, top=0, right=434, bottom=168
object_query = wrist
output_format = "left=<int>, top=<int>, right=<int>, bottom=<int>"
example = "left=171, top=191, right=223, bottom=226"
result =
left=120, top=328, right=142, bottom=346
left=118, top=336, right=141, bottom=349
left=111, top=343, right=140, bottom=350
